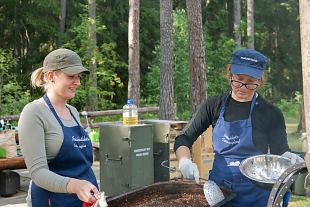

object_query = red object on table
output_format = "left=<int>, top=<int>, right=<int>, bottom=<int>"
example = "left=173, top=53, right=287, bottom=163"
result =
left=82, top=202, right=95, bottom=207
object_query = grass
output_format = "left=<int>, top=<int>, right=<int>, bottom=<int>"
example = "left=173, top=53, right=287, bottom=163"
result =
left=289, top=195, right=310, bottom=207
left=285, top=118, right=310, bottom=206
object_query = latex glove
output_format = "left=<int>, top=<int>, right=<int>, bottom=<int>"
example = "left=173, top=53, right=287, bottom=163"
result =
left=179, top=158, right=200, bottom=183
left=281, top=151, right=304, bottom=164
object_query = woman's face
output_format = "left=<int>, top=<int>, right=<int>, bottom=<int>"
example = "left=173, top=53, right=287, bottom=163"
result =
left=230, top=74, right=261, bottom=102
left=49, top=71, right=81, bottom=101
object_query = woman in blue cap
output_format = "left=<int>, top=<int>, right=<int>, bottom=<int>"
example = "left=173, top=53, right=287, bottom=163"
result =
left=174, top=48, right=303, bottom=207
left=18, top=48, right=101, bottom=207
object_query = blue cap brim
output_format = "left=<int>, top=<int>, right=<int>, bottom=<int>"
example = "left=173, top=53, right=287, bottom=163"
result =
left=231, top=64, right=263, bottom=79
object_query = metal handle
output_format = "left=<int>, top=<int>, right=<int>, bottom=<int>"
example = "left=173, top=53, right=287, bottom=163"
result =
left=161, top=160, right=176, bottom=172
left=122, top=137, right=134, bottom=142
left=199, top=176, right=208, bottom=181
left=304, top=173, right=310, bottom=190
left=105, top=154, right=122, bottom=161
left=153, top=149, right=163, bottom=156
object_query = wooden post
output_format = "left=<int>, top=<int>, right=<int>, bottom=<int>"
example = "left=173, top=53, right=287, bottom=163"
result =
left=299, top=0, right=310, bottom=170
left=192, top=127, right=213, bottom=179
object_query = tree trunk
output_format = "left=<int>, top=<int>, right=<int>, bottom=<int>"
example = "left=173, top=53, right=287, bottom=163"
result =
left=297, top=98, right=306, bottom=133
left=186, top=0, right=207, bottom=114
left=59, top=0, right=67, bottom=45
left=59, top=0, right=67, bottom=33
left=299, top=0, right=310, bottom=169
left=0, top=76, right=2, bottom=116
left=87, top=0, right=98, bottom=110
left=226, top=0, right=234, bottom=37
left=233, top=0, right=241, bottom=48
left=128, top=0, right=140, bottom=106
left=247, top=0, right=254, bottom=49
left=159, top=0, right=176, bottom=120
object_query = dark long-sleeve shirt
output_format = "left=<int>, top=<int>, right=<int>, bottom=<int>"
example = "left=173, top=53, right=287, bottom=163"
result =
left=174, top=93, right=290, bottom=155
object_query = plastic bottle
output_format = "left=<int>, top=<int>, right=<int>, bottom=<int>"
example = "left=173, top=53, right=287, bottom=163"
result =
left=122, top=99, right=138, bottom=125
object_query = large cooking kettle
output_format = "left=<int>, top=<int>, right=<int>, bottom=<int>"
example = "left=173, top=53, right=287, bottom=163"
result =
left=239, top=154, right=292, bottom=189
left=239, top=154, right=309, bottom=207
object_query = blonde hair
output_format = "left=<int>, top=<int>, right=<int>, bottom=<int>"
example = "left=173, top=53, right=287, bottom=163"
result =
left=31, top=67, right=49, bottom=91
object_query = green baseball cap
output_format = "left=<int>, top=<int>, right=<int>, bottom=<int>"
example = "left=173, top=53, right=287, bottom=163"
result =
left=43, top=48, right=89, bottom=75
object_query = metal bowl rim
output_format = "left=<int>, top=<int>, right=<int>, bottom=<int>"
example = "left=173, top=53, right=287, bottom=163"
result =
left=239, top=154, right=291, bottom=184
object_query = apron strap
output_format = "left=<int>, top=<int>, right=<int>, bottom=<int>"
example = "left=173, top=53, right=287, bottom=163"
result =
left=43, top=95, right=82, bottom=128
left=43, top=95, right=65, bottom=128
left=67, top=106, right=82, bottom=127
left=221, top=92, right=257, bottom=116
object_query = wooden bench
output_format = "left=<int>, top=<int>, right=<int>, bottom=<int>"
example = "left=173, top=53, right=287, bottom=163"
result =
left=0, top=157, right=26, bottom=196
left=0, top=157, right=26, bottom=171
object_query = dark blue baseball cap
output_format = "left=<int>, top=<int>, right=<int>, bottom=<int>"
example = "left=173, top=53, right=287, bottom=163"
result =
left=231, top=48, right=268, bottom=79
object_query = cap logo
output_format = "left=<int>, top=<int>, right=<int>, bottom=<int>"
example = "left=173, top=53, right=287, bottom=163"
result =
left=240, top=56, right=258, bottom=63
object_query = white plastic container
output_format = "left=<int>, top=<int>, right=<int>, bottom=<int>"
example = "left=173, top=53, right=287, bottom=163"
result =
left=122, top=99, right=138, bottom=125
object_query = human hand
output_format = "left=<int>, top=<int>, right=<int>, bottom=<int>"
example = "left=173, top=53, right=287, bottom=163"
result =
left=179, top=158, right=199, bottom=183
left=281, top=151, right=304, bottom=164
left=67, top=178, right=100, bottom=204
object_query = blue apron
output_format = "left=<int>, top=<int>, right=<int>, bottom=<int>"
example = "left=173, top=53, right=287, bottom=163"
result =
left=209, top=93, right=270, bottom=207
left=31, top=95, right=98, bottom=207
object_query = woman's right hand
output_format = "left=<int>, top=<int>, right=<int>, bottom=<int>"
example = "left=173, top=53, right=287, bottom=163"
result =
left=67, top=178, right=100, bottom=204
left=179, top=158, right=200, bottom=183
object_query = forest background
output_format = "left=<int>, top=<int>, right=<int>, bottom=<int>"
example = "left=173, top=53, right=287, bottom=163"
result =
left=0, top=0, right=302, bottom=125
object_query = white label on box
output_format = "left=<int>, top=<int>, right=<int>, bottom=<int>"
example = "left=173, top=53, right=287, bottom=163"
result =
left=134, top=147, right=151, bottom=157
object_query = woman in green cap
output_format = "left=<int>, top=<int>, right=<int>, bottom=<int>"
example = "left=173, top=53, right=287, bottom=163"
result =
left=19, top=48, right=101, bottom=207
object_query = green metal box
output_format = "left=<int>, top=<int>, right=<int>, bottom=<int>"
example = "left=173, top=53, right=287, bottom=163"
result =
left=142, top=120, right=171, bottom=182
left=99, top=122, right=154, bottom=197
left=142, top=120, right=188, bottom=181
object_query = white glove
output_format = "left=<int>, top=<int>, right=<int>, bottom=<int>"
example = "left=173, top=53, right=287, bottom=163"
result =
left=179, top=158, right=200, bottom=183
left=281, top=151, right=304, bottom=164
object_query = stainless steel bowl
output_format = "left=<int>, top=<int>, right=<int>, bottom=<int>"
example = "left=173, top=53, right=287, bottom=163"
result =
left=239, top=154, right=292, bottom=189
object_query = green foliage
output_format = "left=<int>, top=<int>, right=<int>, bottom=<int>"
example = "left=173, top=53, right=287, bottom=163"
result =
left=64, top=9, right=127, bottom=111
left=257, top=81, right=272, bottom=98
left=276, top=91, right=302, bottom=121
left=145, top=9, right=236, bottom=120
left=203, top=0, right=232, bottom=37
left=1, top=82, right=31, bottom=115
left=255, top=0, right=301, bottom=101
left=0, top=49, right=30, bottom=116
left=0, top=0, right=60, bottom=78
left=171, top=10, right=191, bottom=120
left=205, top=35, right=236, bottom=97
left=0, top=0, right=305, bottom=124
left=145, top=9, right=190, bottom=120
left=97, top=0, right=160, bottom=105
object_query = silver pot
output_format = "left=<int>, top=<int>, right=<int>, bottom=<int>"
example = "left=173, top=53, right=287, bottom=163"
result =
left=239, top=154, right=292, bottom=189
